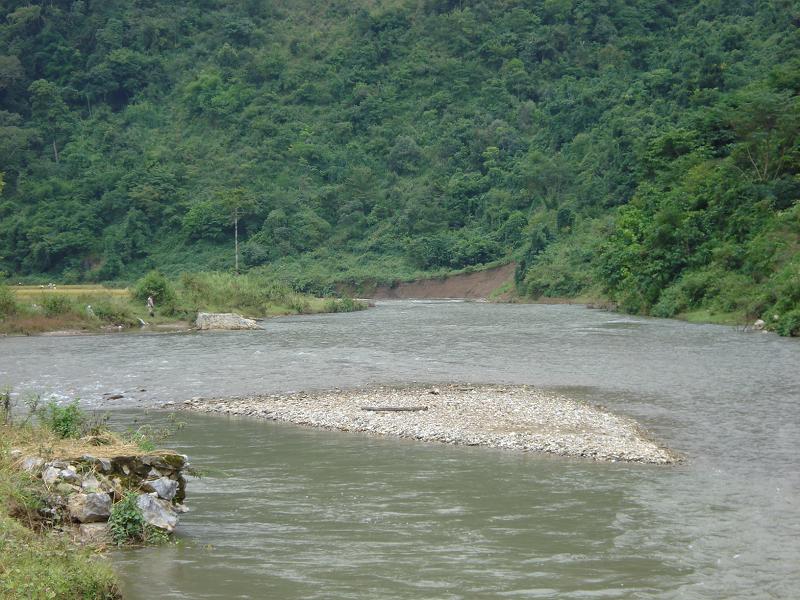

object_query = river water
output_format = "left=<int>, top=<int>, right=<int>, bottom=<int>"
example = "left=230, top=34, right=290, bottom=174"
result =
left=1, top=301, right=798, bottom=598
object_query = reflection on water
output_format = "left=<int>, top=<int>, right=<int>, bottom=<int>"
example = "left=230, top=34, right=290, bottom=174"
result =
left=2, top=301, right=799, bottom=598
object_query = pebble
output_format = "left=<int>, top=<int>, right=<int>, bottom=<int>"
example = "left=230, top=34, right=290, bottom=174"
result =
left=181, top=384, right=679, bottom=464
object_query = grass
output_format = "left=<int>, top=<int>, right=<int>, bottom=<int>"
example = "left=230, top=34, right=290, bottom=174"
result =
left=0, top=272, right=367, bottom=335
left=0, top=515, right=121, bottom=599
left=0, top=423, right=122, bottom=599
left=0, top=393, right=191, bottom=597
left=679, top=309, right=749, bottom=327
left=11, top=286, right=129, bottom=300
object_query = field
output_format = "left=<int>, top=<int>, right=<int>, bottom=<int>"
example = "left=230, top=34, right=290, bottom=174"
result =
left=11, top=285, right=130, bottom=301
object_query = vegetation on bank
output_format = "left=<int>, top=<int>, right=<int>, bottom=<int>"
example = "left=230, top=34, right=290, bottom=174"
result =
left=0, top=390, right=191, bottom=598
left=0, top=394, right=123, bottom=599
left=0, top=1, right=797, bottom=334
left=0, top=270, right=366, bottom=334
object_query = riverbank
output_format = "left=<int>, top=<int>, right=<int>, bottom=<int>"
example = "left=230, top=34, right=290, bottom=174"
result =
left=0, top=272, right=367, bottom=336
left=0, top=411, right=191, bottom=599
left=361, top=263, right=772, bottom=334
left=181, top=384, right=678, bottom=464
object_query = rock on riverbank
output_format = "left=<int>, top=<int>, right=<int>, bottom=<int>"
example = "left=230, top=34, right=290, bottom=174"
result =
left=182, top=384, right=678, bottom=464
left=15, top=451, right=190, bottom=540
left=195, top=312, right=259, bottom=330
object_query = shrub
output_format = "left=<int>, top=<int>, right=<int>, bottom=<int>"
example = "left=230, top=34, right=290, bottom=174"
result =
left=0, top=284, right=17, bottom=317
left=41, top=294, right=74, bottom=317
left=108, top=492, right=169, bottom=546
left=91, top=300, right=136, bottom=326
left=322, top=297, right=367, bottom=313
left=40, top=400, right=85, bottom=439
left=133, top=271, right=178, bottom=315
left=775, top=309, right=800, bottom=337
left=651, top=285, right=689, bottom=318
left=108, top=492, right=147, bottom=545
left=1, top=387, right=10, bottom=425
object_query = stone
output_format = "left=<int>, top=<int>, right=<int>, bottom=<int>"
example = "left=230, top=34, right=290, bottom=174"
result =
left=142, top=476, right=178, bottom=501
left=81, top=475, right=102, bottom=492
left=753, top=319, right=766, bottom=331
left=78, top=522, right=111, bottom=545
left=195, top=312, right=259, bottom=331
left=10, top=449, right=22, bottom=460
left=21, top=457, right=44, bottom=472
left=56, top=482, right=80, bottom=495
left=68, top=492, right=112, bottom=523
left=59, top=466, right=80, bottom=483
left=42, top=466, right=61, bottom=486
left=136, top=493, right=178, bottom=532
left=142, top=453, right=187, bottom=470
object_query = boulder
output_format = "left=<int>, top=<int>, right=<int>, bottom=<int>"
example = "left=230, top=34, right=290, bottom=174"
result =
left=195, top=312, right=259, bottom=331
left=753, top=319, right=766, bottom=331
left=68, top=492, right=112, bottom=523
left=142, top=476, right=178, bottom=501
left=136, top=493, right=178, bottom=532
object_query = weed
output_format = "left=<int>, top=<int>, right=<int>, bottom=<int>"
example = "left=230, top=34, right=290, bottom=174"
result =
left=0, top=284, right=17, bottom=317
left=40, top=400, right=85, bottom=439
left=126, top=414, right=185, bottom=451
left=1, top=387, right=10, bottom=425
left=108, top=492, right=170, bottom=546
left=108, top=492, right=146, bottom=545
left=40, top=294, right=75, bottom=317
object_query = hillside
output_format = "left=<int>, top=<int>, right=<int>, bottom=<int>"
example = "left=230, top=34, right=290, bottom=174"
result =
left=0, top=0, right=798, bottom=332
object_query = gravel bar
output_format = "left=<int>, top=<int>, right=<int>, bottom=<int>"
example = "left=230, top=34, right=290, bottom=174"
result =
left=180, top=384, right=679, bottom=464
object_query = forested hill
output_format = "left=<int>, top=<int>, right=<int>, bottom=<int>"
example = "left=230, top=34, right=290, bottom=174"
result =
left=1, top=1, right=798, bottom=331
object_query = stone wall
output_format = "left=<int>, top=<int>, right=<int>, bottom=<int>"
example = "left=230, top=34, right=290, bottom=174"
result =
left=17, top=450, right=190, bottom=541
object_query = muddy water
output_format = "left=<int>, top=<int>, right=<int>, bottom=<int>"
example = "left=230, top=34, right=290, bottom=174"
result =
left=2, top=301, right=799, bottom=598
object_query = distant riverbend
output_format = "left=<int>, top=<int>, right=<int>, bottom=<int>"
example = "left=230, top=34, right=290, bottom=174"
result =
left=180, top=384, right=678, bottom=464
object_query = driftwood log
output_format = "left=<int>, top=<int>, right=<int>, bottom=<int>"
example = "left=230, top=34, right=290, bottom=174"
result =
left=360, top=406, right=429, bottom=412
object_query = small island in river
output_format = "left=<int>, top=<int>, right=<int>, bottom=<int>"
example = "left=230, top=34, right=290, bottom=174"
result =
left=181, top=384, right=679, bottom=465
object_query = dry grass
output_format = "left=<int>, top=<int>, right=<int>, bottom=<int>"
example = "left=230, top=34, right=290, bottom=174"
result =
left=12, top=285, right=129, bottom=301
left=1, top=423, right=122, bottom=599
left=3, top=425, right=142, bottom=462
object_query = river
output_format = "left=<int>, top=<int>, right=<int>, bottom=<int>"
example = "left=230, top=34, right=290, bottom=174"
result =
left=1, top=301, right=798, bottom=598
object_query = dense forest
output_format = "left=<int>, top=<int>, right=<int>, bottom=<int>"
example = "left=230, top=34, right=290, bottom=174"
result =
left=0, top=0, right=798, bottom=332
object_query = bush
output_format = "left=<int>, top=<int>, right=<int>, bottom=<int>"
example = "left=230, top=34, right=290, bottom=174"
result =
left=41, top=294, right=74, bottom=317
left=40, top=400, right=84, bottom=439
left=91, top=300, right=136, bottom=326
left=0, top=284, right=17, bottom=317
left=322, top=297, right=367, bottom=313
left=775, top=309, right=800, bottom=337
left=651, top=284, right=689, bottom=318
left=133, top=271, right=178, bottom=315
left=108, top=492, right=147, bottom=545
left=108, top=492, right=169, bottom=546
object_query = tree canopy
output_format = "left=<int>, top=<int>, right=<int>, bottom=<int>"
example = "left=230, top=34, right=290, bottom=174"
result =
left=0, top=0, right=798, bottom=330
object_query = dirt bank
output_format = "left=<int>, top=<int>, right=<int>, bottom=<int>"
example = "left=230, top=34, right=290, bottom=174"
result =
left=372, top=263, right=515, bottom=300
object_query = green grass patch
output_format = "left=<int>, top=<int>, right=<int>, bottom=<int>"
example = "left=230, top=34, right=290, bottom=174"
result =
left=0, top=424, right=121, bottom=599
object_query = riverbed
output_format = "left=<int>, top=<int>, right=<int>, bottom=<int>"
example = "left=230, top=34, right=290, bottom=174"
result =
left=2, top=301, right=799, bottom=598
